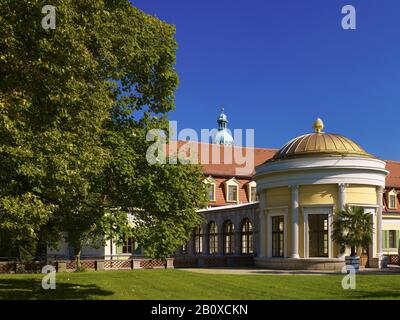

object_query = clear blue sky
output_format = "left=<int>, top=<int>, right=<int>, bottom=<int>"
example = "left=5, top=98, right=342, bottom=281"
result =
left=132, top=0, right=400, bottom=160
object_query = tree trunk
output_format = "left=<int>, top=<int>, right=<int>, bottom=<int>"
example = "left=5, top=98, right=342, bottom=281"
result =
left=350, top=245, right=356, bottom=257
left=16, top=242, right=21, bottom=262
left=74, top=247, right=82, bottom=271
left=35, top=234, right=46, bottom=261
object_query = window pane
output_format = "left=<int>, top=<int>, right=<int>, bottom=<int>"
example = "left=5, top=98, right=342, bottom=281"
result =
left=241, top=219, right=253, bottom=254
left=194, top=226, right=203, bottom=254
left=242, top=234, right=247, bottom=253
left=389, top=230, right=396, bottom=248
left=208, top=222, right=218, bottom=254
left=248, top=234, right=253, bottom=254
left=228, top=185, right=237, bottom=201
left=390, top=195, right=396, bottom=208
left=223, top=221, right=234, bottom=255
left=251, top=187, right=257, bottom=202
left=272, top=216, right=284, bottom=257
left=123, top=238, right=134, bottom=254
left=208, top=184, right=215, bottom=201
left=309, top=214, right=329, bottom=257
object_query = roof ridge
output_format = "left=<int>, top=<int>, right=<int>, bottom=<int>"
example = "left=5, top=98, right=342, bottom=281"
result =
left=173, top=140, right=279, bottom=152
left=385, top=160, right=400, bottom=164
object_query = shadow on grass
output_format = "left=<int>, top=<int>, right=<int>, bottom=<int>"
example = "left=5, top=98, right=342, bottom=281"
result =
left=350, top=289, right=400, bottom=300
left=249, top=270, right=340, bottom=275
left=0, top=278, right=113, bottom=300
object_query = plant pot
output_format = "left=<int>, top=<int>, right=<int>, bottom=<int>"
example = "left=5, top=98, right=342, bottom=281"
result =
left=345, top=256, right=360, bottom=271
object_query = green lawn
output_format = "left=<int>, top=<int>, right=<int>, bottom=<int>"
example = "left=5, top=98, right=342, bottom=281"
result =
left=0, top=269, right=399, bottom=300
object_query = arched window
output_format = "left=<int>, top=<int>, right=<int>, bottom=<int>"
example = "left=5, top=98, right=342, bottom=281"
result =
left=241, top=218, right=253, bottom=254
left=193, top=226, right=203, bottom=254
left=223, top=220, right=235, bottom=255
left=208, top=221, right=218, bottom=254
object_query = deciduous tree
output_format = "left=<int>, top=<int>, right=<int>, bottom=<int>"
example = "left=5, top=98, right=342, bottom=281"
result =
left=0, top=0, right=206, bottom=267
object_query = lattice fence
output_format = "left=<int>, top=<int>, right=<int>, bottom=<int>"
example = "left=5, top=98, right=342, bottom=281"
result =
left=389, top=255, right=399, bottom=265
left=0, top=262, right=14, bottom=273
left=140, top=259, right=164, bottom=269
left=0, top=261, right=55, bottom=274
left=66, top=261, right=76, bottom=270
left=81, top=260, right=96, bottom=270
left=104, top=260, right=132, bottom=270
left=21, top=262, right=47, bottom=273
left=0, top=258, right=174, bottom=273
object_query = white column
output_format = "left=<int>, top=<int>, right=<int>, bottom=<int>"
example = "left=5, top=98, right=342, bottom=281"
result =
left=258, top=191, right=266, bottom=258
left=337, top=183, right=347, bottom=258
left=338, top=183, right=346, bottom=211
left=290, top=185, right=300, bottom=259
left=377, top=186, right=384, bottom=257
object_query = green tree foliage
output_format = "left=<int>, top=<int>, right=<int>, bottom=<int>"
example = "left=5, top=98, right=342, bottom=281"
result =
left=104, top=123, right=207, bottom=263
left=0, top=0, right=206, bottom=265
left=332, top=207, right=373, bottom=256
left=0, top=193, right=55, bottom=259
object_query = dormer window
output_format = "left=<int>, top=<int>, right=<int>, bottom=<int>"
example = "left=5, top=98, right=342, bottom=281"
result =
left=251, top=187, right=258, bottom=202
left=228, top=185, right=238, bottom=202
left=387, top=190, right=398, bottom=209
left=225, top=178, right=240, bottom=203
left=389, top=195, right=396, bottom=209
left=247, top=181, right=257, bottom=202
left=203, top=177, right=216, bottom=202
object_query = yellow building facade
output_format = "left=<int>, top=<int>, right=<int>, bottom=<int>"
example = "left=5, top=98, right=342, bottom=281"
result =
left=255, top=119, right=388, bottom=270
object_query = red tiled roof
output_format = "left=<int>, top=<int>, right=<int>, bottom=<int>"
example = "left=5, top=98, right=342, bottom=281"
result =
left=169, top=141, right=400, bottom=187
left=385, top=160, right=400, bottom=189
left=170, top=141, right=277, bottom=178
left=165, top=141, right=400, bottom=211
left=383, top=160, right=400, bottom=213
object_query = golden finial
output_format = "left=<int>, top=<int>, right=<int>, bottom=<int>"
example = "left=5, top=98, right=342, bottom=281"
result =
left=313, top=118, right=324, bottom=133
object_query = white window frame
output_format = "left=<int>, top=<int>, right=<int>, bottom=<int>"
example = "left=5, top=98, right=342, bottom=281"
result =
left=266, top=206, right=288, bottom=258
left=203, top=176, right=216, bottom=202
left=225, top=178, right=240, bottom=203
left=247, top=181, right=257, bottom=202
left=388, top=190, right=398, bottom=209
left=388, top=230, right=397, bottom=249
left=302, top=205, right=334, bottom=259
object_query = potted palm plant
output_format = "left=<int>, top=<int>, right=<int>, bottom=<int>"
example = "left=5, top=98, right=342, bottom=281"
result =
left=332, top=206, right=373, bottom=271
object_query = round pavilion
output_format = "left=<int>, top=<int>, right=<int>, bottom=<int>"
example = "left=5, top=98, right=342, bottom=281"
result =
left=254, top=118, right=388, bottom=270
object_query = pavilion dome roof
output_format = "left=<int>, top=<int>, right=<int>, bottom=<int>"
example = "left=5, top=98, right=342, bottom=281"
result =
left=269, top=118, right=376, bottom=162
